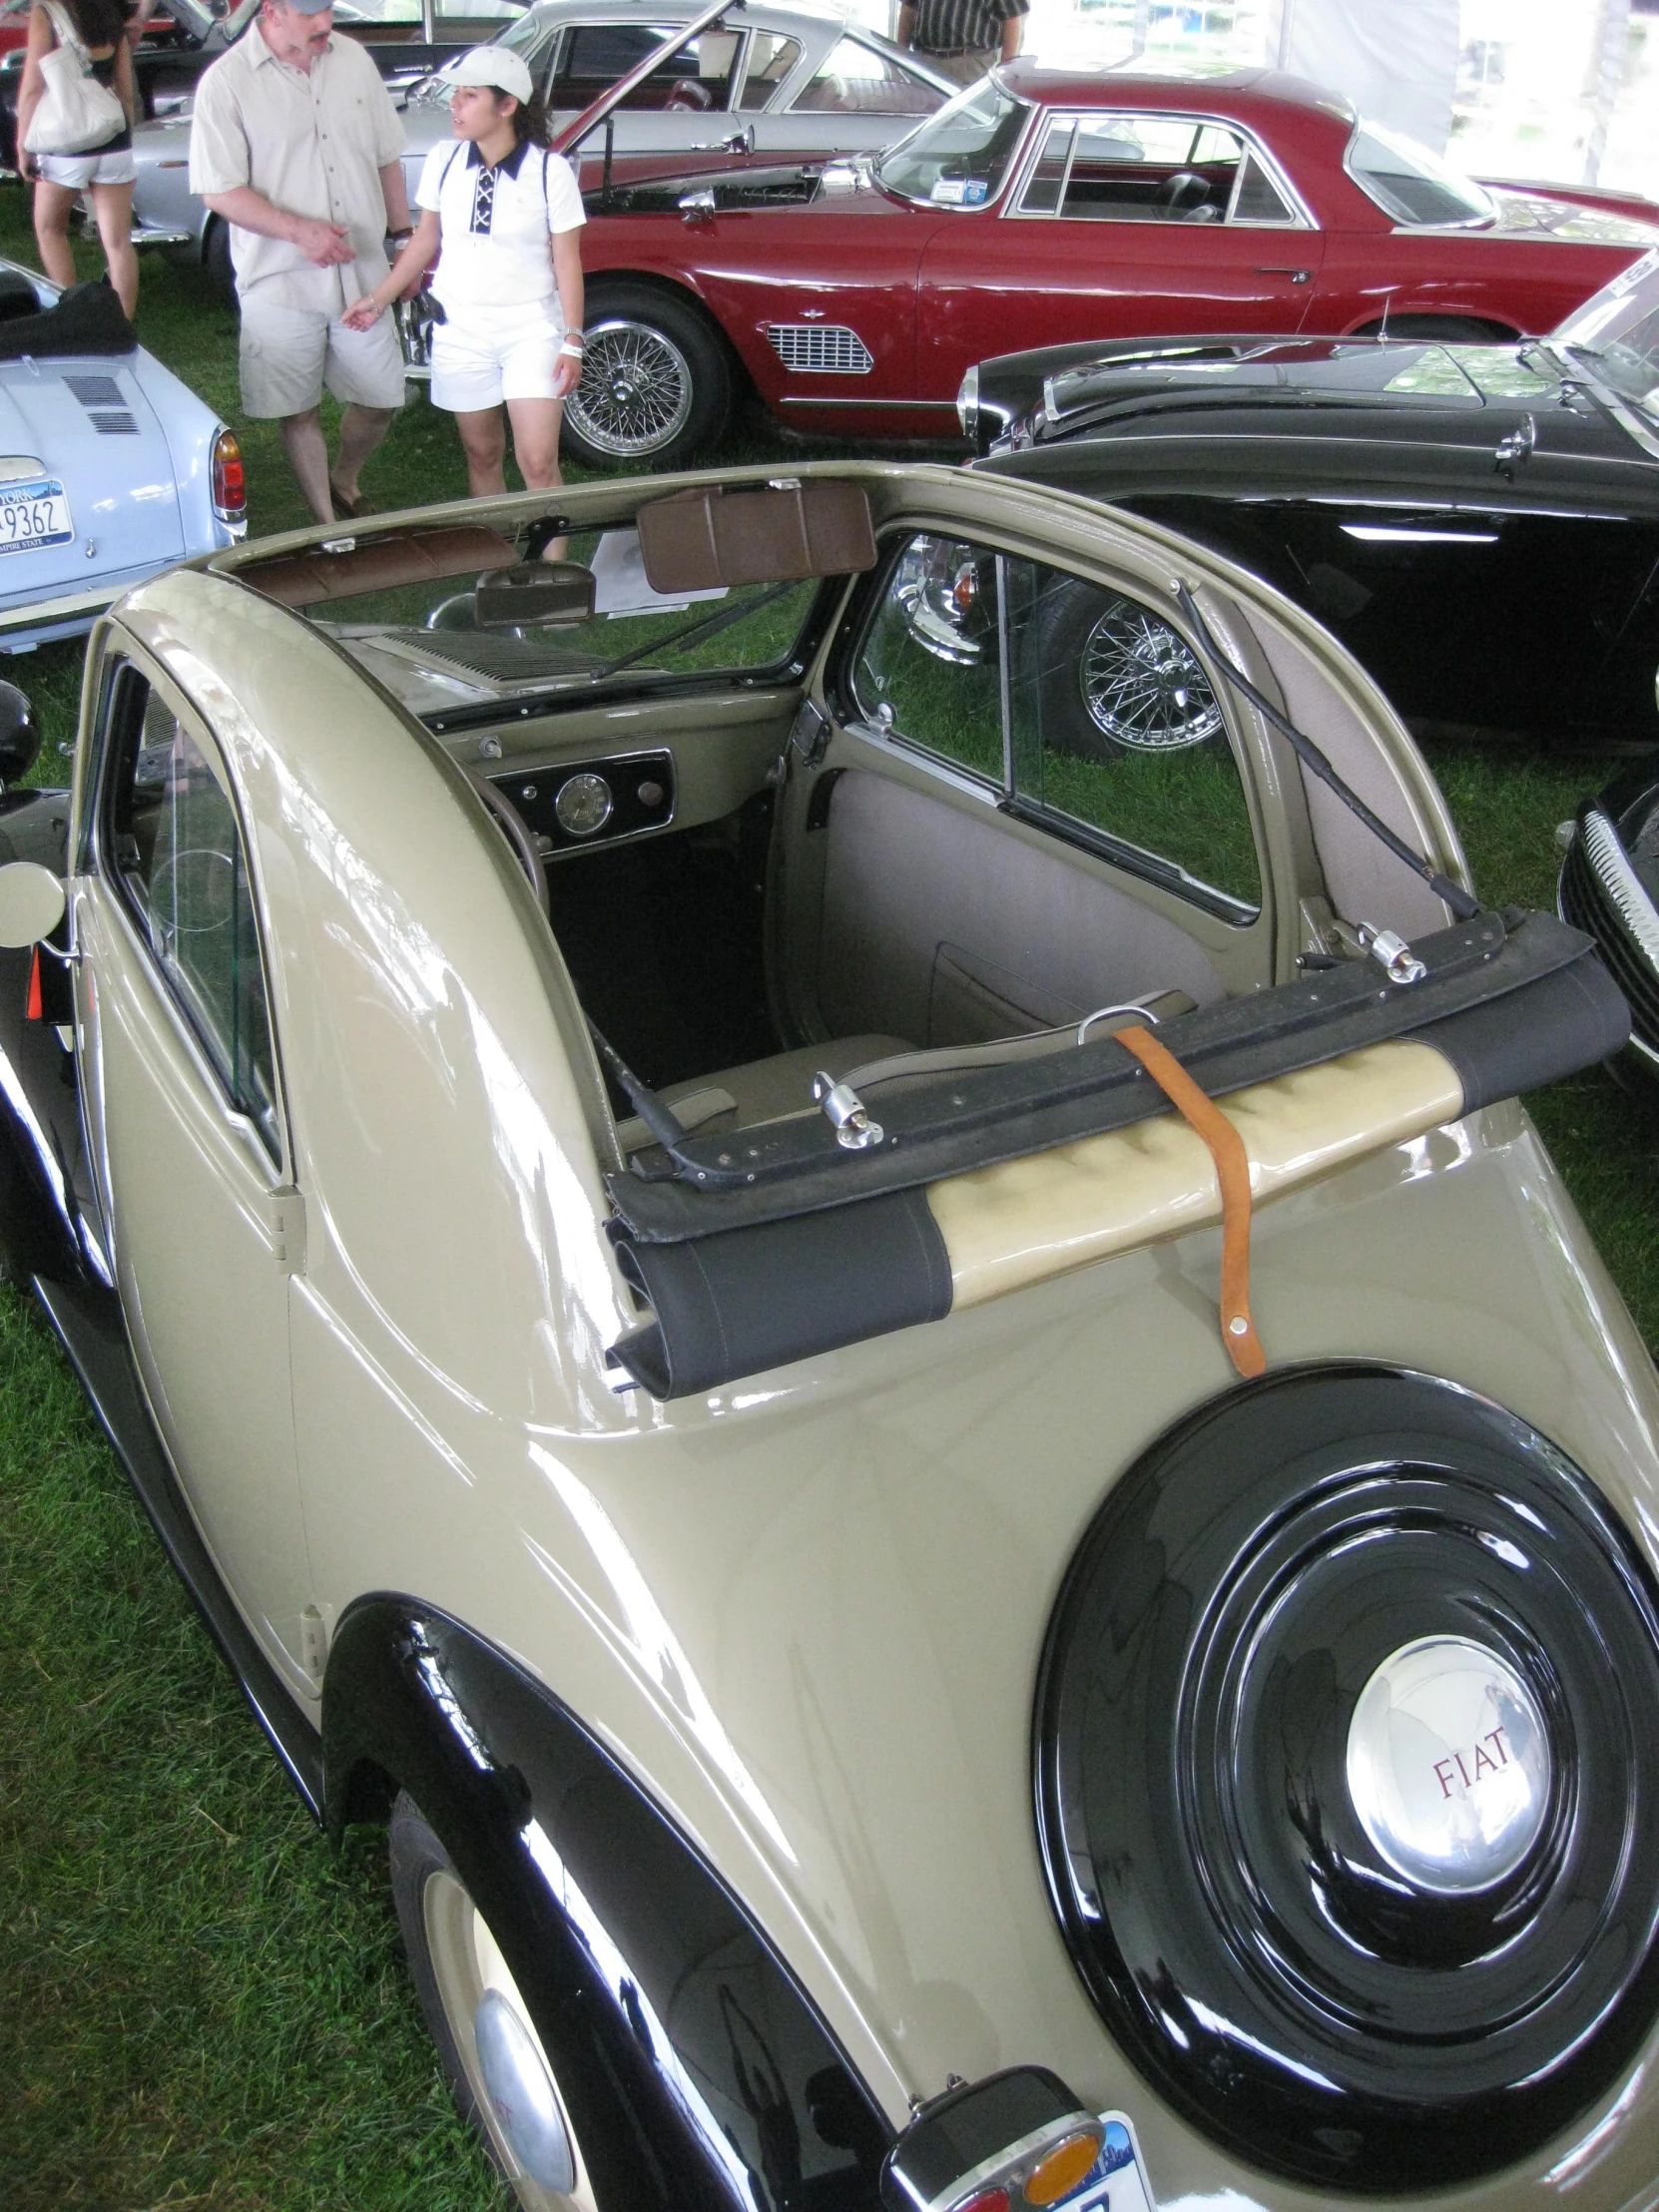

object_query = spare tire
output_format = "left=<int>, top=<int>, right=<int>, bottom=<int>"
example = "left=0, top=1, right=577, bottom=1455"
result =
left=1034, top=1365, right=1659, bottom=2195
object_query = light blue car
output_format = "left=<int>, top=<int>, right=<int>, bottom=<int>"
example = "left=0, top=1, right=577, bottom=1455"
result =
left=0, top=259, right=245, bottom=656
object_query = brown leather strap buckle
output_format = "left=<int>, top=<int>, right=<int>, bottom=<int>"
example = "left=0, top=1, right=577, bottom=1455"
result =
left=1114, top=1024, right=1266, bottom=1380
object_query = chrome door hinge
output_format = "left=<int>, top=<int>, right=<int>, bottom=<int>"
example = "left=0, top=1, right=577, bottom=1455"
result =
left=299, top=1604, right=328, bottom=1684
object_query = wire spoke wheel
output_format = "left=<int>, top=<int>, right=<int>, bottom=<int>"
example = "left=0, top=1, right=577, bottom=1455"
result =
left=1079, top=601, right=1224, bottom=751
left=566, top=317, right=695, bottom=461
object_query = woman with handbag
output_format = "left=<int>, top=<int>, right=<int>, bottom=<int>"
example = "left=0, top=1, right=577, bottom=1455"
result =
left=16, top=0, right=139, bottom=320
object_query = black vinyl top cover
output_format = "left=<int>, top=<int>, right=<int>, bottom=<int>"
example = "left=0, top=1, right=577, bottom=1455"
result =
left=0, top=277, right=137, bottom=359
left=605, top=912, right=1627, bottom=1397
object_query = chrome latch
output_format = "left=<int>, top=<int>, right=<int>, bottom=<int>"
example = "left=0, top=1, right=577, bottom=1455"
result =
left=1358, top=924, right=1426, bottom=985
left=813, top=1071, right=883, bottom=1150
left=1494, top=412, right=1536, bottom=469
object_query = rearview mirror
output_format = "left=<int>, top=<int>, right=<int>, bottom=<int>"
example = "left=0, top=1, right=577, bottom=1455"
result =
left=0, top=860, right=65, bottom=948
left=474, top=562, right=597, bottom=630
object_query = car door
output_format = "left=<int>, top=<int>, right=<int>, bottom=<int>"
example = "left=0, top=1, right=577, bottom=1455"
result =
left=917, top=110, right=1327, bottom=405
left=71, top=643, right=315, bottom=1697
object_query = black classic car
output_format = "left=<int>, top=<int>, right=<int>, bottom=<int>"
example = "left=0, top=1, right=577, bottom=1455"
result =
left=962, top=248, right=1659, bottom=757
left=1560, top=760, right=1659, bottom=1105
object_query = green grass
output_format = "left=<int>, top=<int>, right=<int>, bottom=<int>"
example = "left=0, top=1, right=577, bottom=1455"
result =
left=2, top=182, right=1659, bottom=2208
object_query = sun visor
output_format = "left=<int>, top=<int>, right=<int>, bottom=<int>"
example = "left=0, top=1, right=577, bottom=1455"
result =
left=636, top=480, right=876, bottom=594
left=239, top=525, right=521, bottom=608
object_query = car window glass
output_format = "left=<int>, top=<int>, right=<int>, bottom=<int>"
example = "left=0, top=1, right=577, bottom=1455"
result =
left=792, top=36, right=946, bottom=116
left=850, top=535, right=1002, bottom=781
left=876, top=77, right=1027, bottom=207
left=1346, top=119, right=1491, bottom=227
left=490, top=8, right=560, bottom=83
left=738, top=31, right=802, bottom=110
left=851, top=535, right=1260, bottom=916
left=551, top=25, right=739, bottom=111
left=102, top=673, right=280, bottom=1159
left=1040, top=113, right=1244, bottom=223
left=1231, top=147, right=1295, bottom=222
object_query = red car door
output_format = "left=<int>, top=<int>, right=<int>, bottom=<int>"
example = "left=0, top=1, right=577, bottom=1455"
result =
left=918, top=112, right=1327, bottom=403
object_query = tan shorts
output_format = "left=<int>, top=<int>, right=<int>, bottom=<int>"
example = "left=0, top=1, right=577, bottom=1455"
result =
left=238, top=290, right=406, bottom=420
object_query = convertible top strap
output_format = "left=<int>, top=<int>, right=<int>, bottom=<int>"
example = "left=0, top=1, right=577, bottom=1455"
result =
left=1114, top=1023, right=1266, bottom=1381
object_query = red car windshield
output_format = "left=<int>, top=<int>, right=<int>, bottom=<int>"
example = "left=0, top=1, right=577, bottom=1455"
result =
left=875, top=78, right=1029, bottom=209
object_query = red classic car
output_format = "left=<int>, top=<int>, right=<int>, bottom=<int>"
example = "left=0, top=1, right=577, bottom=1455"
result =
left=561, top=62, right=1659, bottom=467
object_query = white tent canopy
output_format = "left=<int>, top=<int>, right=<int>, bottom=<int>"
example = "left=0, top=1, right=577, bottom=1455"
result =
left=1268, top=0, right=1460, bottom=151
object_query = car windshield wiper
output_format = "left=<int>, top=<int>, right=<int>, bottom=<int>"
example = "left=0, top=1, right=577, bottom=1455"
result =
left=589, top=578, right=803, bottom=681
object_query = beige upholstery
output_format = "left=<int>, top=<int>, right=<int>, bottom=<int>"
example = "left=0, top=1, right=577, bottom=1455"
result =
left=815, top=772, right=1228, bottom=1047
left=616, top=1034, right=910, bottom=1152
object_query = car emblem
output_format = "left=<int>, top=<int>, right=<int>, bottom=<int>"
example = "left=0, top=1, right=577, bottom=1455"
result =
left=1346, top=1635, right=1551, bottom=1894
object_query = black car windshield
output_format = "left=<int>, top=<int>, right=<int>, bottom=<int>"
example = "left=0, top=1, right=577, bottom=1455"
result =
left=1346, top=120, right=1492, bottom=228
left=1553, top=252, right=1659, bottom=413
left=875, top=78, right=1029, bottom=208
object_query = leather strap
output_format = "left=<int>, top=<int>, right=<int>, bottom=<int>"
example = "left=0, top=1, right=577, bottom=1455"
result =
left=1115, top=1024, right=1266, bottom=1380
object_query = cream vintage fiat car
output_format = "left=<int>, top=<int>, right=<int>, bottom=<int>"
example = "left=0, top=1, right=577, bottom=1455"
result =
left=0, top=462, right=1655, bottom=2212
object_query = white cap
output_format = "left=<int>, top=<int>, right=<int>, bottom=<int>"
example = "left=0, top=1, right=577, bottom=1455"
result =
left=450, top=44, right=535, bottom=105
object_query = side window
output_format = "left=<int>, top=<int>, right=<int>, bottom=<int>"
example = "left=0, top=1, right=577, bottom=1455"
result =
left=737, top=31, right=803, bottom=110
left=1232, top=148, right=1296, bottom=223
left=1020, top=112, right=1243, bottom=222
left=792, top=36, right=947, bottom=115
left=850, top=536, right=1002, bottom=782
left=100, top=668, right=280, bottom=1159
left=850, top=536, right=1261, bottom=916
left=551, top=25, right=739, bottom=111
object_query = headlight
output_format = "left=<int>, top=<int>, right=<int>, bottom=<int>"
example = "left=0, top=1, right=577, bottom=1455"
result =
left=956, top=363, right=978, bottom=441
left=211, top=427, right=246, bottom=529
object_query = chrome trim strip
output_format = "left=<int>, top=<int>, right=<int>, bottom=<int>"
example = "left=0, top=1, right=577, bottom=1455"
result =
left=777, top=395, right=957, bottom=409
left=1579, top=803, right=1659, bottom=970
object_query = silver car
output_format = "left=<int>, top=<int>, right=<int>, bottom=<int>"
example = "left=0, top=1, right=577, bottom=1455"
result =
left=129, top=0, right=951, bottom=291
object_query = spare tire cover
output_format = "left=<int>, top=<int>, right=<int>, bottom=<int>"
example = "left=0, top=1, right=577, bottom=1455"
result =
left=1034, top=1365, right=1659, bottom=2195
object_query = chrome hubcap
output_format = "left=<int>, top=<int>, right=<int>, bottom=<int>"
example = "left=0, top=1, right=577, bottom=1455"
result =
left=474, top=1988, right=576, bottom=2193
left=566, top=318, right=694, bottom=459
left=1347, top=1635, right=1550, bottom=1894
left=1080, top=604, right=1224, bottom=750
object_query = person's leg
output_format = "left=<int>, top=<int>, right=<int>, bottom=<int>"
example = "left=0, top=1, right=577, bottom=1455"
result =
left=31, top=181, right=79, bottom=293
left=329, top=404, right=395, bottom=510
left=504, top=396, right=563, bottom=492
left=454, top=406, right=508, bottom=497
left=88, top=182, right=138, bottom=320
left=277, top=407, right=335, bottom=525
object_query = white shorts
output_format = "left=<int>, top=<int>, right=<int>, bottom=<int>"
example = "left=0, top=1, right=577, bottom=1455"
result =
left=238, top=288, right=407, bottom=420
left=429, top=297, right=566, bottom=414
left=34, top=144, right=137, bottom=187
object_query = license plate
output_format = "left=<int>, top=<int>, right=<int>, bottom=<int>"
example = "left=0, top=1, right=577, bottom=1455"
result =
left=1055, top=2114, right=1157, bottom=2212
left=0, top=478, right=73, bottom=555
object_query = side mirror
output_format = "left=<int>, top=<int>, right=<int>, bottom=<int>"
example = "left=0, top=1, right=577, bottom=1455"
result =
left=0, top=680, right=41, bottom=788
left=473, top=561, right=596, bottom=631
left=0, top=860, right=65, bottom=948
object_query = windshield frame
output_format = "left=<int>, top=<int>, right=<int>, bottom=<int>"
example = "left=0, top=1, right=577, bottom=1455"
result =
left=1344, top=116, right=1493, bottom=231
left=873, top=76, right=1035, bottom=213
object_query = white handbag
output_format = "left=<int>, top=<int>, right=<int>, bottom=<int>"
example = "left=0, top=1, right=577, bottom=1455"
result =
left=23, top=1, right=126, bottom=157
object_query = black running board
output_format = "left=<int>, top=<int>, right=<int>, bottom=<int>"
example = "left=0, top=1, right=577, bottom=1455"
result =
left=33, top=1274, right=324, bottom=1818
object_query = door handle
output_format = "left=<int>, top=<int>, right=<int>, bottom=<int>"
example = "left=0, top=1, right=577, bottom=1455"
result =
left=1256, top=266, right=1313, bottom=282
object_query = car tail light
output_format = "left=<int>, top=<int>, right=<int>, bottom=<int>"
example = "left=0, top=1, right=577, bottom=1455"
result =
left=879, top=2067, right=1103, bottom=2212
left=212, top=427, right=246, bottom=527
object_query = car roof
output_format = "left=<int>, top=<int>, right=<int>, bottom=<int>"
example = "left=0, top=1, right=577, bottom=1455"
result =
left=997, top=59, right=1355, bottom=127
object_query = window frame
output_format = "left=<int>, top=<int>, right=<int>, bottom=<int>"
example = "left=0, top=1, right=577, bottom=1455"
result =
left=837, top=529, right=1268, bottom=927
left=1005, top=106, right=1315, bottom=230
left=87, top=649, right=289, bottom=1174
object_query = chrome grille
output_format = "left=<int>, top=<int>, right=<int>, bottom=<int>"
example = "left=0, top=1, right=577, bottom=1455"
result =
left=765, top=323, right=873, bottom=374
left=1561, top=807, right=1659, bottom=1053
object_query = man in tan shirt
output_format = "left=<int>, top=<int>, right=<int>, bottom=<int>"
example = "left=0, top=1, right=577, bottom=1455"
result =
left=190, top=0, right=413, bottom=522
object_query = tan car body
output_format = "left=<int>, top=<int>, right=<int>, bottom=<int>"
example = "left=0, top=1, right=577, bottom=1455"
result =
left=34, top=462, right=1659, bottom=2209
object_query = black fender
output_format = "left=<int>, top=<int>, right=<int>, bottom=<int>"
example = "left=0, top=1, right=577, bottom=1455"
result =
left=323, top=1598, right=892, bottom=2212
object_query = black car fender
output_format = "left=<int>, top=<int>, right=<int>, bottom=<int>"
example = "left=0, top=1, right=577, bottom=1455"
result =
left=322, top=1598, right=892, bottom=2212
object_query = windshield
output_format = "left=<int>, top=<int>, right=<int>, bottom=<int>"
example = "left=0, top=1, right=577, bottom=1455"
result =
left=1347, top=119, right=1492, bottom=228
left=875, top=78, right=1029, bottom=208
left=1553, top=249, right=1659, bottom=411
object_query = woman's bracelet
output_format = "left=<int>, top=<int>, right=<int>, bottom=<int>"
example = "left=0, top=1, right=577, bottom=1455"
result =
left=558, top=336, right=585, bottom=359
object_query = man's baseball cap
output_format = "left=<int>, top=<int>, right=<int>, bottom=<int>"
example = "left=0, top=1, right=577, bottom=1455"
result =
left=449, top=45, right=535, bottom=103
left=276, top=0, right=336, bottom=17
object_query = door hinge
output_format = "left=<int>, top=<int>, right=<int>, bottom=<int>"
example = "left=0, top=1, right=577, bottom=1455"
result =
left=299, top=1604, right=328, bottom=1684
left=267, top=1186, right=306, bottom=1274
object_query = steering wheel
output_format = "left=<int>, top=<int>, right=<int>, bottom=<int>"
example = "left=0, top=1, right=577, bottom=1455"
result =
left=467, top=769, right=549, bottom=914
left=1157, top=170, right=1213, bottom=217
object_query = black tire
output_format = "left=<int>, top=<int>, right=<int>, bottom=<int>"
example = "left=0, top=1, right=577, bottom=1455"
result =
left=1026, top=576, right=1225, bottom=760
left=204, top=218, right=236, bottom=304
left=389, top=1793, right=598, bottom=2210
left=561, top=283, right=730, bottom=471
left=1354, top=312, right=1513, bottom=341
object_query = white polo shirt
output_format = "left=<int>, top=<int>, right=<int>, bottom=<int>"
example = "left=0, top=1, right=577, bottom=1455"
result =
left=416, top=138, right=585, bottom=319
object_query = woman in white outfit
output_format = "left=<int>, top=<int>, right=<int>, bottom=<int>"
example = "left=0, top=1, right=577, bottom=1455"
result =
left=345, top=46, right=584, bottom=502
left=16, top=0, right=139, bottom=319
